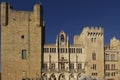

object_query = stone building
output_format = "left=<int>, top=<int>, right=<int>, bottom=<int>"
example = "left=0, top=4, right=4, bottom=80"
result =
left=104, top=37, right=120, bottom=80
left=0, top=2, right=45, bottom=80
left=74, top=27, right=104, bottom=79
left=1, top=1, right=120, bottom=80
left=42, top=30, right=86, bottom=80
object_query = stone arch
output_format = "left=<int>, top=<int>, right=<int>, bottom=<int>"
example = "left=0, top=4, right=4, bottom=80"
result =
left=50, top=73, right=56, bottom=80
left=58, top=73, right=66, bottom=80
left=42, top=73, right=48, bottom=80
left=79, top=74, right=91, bottom=80
left=69, top=73, right=75, bottom=80
left=92, top=77, right=98, bottom=80
left=77, top=73, right=81, bottom=80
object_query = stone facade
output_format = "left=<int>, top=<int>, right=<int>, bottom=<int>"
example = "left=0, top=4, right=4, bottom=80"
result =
left=1, top=2, right=45, bottom=80
left=1, top=1, right=120, bottom=80
left=42, top=31, right=86, bottom=80
left=104, top=37, right=120, bottom=80
left=74, top=27, right=104, bottom=79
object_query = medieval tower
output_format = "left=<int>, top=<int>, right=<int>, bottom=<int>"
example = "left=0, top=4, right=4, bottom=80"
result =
left=1, top=2, right=45, bottom=80
left=74, top=27, right=104, bottom=79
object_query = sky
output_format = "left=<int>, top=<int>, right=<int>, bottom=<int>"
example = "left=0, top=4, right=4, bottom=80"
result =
left=1, top=0, right=120, bottom=44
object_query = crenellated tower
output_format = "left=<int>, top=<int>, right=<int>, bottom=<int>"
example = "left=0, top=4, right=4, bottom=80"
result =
left=0, top=2, right=45, bottom=80
left=74, top=27, right=104, bottom=79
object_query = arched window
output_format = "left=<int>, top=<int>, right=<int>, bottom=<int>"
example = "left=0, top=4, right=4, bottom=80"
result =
left=50, top=74, right=56, bottom=80
left=59, top=74, right=65, bottom=80
left=60, top=34, right=64, bottom=42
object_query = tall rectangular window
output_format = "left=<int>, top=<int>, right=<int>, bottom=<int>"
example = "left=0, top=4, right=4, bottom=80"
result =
left=93, top=64, right=96, bottom=70
left=105, top=64, right=110, bottom=70
left=61, top=63, right=65, bottom=70
left=43, top=63, right=47, bottom=69
left=111, top=54, right=115, bottom=61
left=91, top=38, right=96, bottom=43
left=60, top=48, right=64, bottom=53
left=92, top=53, right=96, bottom=60
left=51, top=63, right=55, bottom=70
left=22, top=50, right=26, bottom=59
left=78, top=63, right=82, bottom=70
left=70, top=63, right=74, bottom=69
left=111, top=64, right=115, bottom=70
left=105, top=54, right=109, bottom=61
left=44, top=48, right=49, bottom=53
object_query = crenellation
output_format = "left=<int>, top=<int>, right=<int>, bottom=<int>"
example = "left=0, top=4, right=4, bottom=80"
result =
left=34, top=4, right=43, bottom=26
left=95, top=26, right=98, bottom=29
left=1, top=2, right=9, bottom=26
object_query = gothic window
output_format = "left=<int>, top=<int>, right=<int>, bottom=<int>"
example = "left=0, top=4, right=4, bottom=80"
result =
left=43, top=63, right=47, bottom=69
left=113, top=64, right=115, bottom=69
left=78, top=63, right=82, bottom=70
left=108, top=64, right=110, bottom=70
left=69, top=48, right=71, bottom=53
left=105, top=64, right=110, bottom=70
left=60, top=34, right=64, bottom=42
left=111, top=72, right=115, bottom=76
left=50, top=48, right=56, bottom=53
left=61, top=63, right=65, bottom=70
left=70, top=63, right=74, bottom=69
left=107, top=72, right=110, bottom=77
left=73, top=48, right=75, bottom=53
left=92, top=53, right=96, bottom=60
left=81, top=48, right=82, bottom=53
left=66, top=48, right=67, bottom=53
left=60, top=48, right=64, bottom=53
left=105, top=72, right=110, bottom=77
left=51, top=63, right=55, bottom=70
left=111, top=64, right=113, bottom=69
left=76, top=48, right=79, bottom=53
left=105, top=54, right=109, bottom=61
left=91, top=38, right=96, bottom=43
left=111, top=54, right=115, bottom=61
left=93, top=64, right=96, bottom=70
left=105, top=64, right=107, bottom=70
left=92, top=73, right=97, bottom=76
left=111, top=64, right=115, bottom=70
left=94, top=38, right=96, bottom=42
left=70, top=48, right=73, bottom=53
left=44, top=48, right=49, bottom=53
left=76, top=48, right=82, bottom=53
left=22, top=50, right=26, bottom=60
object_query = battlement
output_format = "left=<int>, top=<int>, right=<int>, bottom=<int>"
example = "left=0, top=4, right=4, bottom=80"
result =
left=0, top=2, right=43, bottom=26
left=1, top=2, right=11, bottom=26
left=82, top=26, right=104, bottom=37
left=83, top=26, right=103, bottom=31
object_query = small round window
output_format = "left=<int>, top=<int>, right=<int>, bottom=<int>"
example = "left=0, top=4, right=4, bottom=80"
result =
left=60, top=34, right=64, bottom=42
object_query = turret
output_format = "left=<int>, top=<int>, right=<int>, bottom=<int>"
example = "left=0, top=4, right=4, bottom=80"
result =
left=34, top=4, right=43, bottom=26
left=1, top=2, right=11, bottom=26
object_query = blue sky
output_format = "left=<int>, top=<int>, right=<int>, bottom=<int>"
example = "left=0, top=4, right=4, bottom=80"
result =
left=1, top=0, right=120, bottom=44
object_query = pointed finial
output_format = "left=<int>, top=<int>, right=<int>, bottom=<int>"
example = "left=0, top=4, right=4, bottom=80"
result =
left=36, top=0, right=42, bottom=5
left=39, top=0, right=42, bottom=5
